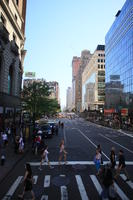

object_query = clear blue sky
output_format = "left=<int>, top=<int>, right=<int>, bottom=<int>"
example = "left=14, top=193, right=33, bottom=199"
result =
left=24, top=0, right=126, bottom=108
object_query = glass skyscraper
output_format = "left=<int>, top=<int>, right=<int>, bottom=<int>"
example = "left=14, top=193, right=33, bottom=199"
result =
left=105, top=0, right=133, bottom=119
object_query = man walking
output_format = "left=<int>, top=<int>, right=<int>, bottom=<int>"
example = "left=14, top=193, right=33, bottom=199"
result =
left=114, top=150, right=129, bottom=181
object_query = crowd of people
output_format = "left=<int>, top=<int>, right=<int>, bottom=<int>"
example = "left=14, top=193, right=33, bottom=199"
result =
left=94, top=144, right=130, bottom=199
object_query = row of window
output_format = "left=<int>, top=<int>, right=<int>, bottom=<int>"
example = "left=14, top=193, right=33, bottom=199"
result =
left=98, top=59, right=105, bottom=63
left=98, top=64, right=105, bottom=69
left=98, top=54, right=105, bottom=57
left=6, top=0, right=19, bottom=6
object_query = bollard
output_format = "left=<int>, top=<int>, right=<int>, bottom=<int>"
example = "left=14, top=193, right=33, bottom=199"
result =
left=1, top=155, right=5, bottom=166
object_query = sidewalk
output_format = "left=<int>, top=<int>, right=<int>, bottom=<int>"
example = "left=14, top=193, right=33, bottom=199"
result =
left=0, top=139, right=28, bottom=184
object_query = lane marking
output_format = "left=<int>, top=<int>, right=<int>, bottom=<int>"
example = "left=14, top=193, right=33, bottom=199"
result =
left=118, top=129, right=133, bottom=138
left=33, top=175, right=38, bottom=184
left=75, top=128, right=110, bottom=160
left=29, top=161, right=133, bottom=166
left=90, top=175, right=103, bottom=197
left=75, top=175, right=89, bottom=200
left=2, top=176, right=23, bottom=200
left=63, top=126, right=67, bottom=145
left=114, top=182, right=129, bottom=200
left=44, top=175, right=50, bottom=188
left=41, top=195, right=48, bottom=200
left=99, top=134, right=133, bottom=154
left=61, top=186, right=68, bottom=200
left=120, top=174, right=133, bottom=189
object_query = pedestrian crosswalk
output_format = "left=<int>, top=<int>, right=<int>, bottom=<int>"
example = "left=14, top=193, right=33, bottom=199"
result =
left=2, top=173, right=133, bottom=200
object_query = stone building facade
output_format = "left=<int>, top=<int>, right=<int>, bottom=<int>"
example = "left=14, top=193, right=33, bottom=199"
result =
left=0, top=0, right=27, bottom=129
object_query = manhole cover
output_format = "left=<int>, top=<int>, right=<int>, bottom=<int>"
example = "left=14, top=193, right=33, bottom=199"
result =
left=51, top=176, right=70, bottom=187
left=72, top=164, right=87, bottom=170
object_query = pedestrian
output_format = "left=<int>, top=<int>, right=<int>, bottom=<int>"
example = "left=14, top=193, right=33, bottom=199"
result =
left=14, top=135, right=19, bottom=154
left=97, top=144, right=103, bottom=164
left=58, top=139, right=67, bottom=165
left=114, top=149, right=130, bottom=181
left=101, top=165, right=117, bottom=200
left=2, top=132, right=8, bottom=147
left=19, top=136, right=24, bottom=153
left=38, top=144, right=53, bottom=170
left=94, top=148, right=101, bottom=175
left=61, top=122, right=64, bottom=129
left=110, top=147, right=116, bottom=169
left=18, top=163, right=35, bottom=200
left=55, top=125, right=58, bottom=135
left=58, top=121, right=61, bottom=128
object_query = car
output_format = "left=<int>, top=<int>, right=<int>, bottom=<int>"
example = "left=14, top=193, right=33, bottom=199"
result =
left=38, top=124, right=52, bottom=138
left=47, top=121, right=58, bottom=134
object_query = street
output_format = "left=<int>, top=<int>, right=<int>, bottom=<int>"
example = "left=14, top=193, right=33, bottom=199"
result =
left=0, top=118, right=133, bottom=200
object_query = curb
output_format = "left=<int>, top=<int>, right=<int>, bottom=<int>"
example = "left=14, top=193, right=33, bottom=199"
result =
left=0, top=148, right=29, bottom=185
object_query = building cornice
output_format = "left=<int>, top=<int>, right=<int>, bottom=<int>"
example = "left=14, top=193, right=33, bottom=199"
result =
left=0, top=0, right=24, bottom=40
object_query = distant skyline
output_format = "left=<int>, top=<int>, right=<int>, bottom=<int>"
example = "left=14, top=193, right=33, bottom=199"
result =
left=24, top=0, right=126, bottom=108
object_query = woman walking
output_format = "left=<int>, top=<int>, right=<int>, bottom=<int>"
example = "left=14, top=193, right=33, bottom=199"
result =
left=39, top=145, right=53, bottom=170
left=94, top=148, right=101, bottom=175
left=58, top=139, right=67, bottom=165
left=18, top=163, right=35, bottom=200
left=110, top=147, right=116, bottom=169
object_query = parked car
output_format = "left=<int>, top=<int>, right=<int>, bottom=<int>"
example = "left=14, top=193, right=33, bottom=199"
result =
left=38, top=124, right=52, bottom=138
left=47, top=121, right=59, bottom=134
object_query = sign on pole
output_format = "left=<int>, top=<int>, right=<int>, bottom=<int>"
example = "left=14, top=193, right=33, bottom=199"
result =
left=25, top=72, right=36, bottom=78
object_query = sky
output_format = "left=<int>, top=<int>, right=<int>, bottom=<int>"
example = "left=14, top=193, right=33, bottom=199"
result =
left=24, top=0, right=126, bottom=109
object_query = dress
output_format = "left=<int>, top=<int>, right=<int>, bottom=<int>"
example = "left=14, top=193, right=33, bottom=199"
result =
left=24, top=172, right=33, bottom=191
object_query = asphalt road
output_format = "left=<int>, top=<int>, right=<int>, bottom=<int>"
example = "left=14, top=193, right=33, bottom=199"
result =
left=0, top=118, right=133, bottom=200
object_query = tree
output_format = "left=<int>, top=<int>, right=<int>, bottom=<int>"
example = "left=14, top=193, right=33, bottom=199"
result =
left=22, top=81, right=60, bottom=121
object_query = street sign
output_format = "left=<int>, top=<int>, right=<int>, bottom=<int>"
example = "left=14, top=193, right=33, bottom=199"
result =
left=25, top=72, right=36, bottom=78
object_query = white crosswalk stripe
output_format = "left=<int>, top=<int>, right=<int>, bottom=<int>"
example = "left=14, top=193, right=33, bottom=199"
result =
left=90, top=175, right=103, bottom=196
left=120, top=174, right=133, bottom=189
left=2, top=173, right=133, bottom=200
left=2, top=176, right=23, bottom=200
left=33, top=175, right=38, bottom=184
left=75, top=175, right=89, bottom=200
left=61, top=186, right=68, bottom=200
left=44, top=175, right=50, bottom=188
left=40, top=195, right=48, bottom=200
left=114, top=182, right=129, bottom=200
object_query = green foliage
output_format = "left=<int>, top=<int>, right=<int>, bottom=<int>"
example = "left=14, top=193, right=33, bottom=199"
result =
left=22, top=81, right=60, bottom=119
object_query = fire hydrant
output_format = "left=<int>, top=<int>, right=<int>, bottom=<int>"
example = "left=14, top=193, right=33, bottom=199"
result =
left=1, top=155, right=5, bottom=166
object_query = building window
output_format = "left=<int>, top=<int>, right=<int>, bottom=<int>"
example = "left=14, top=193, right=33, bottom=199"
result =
left=98, top=59, right=100, bottom=62
left=16, top=0, right=19, bottom=5
left=15, top=14, right=17, bottom=21
left=101, top=59, right=103, bottom=62
left=8, top=66, right=13, bottom=95
left=13, top=33, right=16, bottom=41
left=101, top=65, right=103, bottom=69
left=98, top=64, right=100, bottom=69
left=0, top=13, right=6, bottom=25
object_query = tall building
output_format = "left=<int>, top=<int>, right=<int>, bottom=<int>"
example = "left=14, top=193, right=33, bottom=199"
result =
left=72, top=56, right=80, bottom=109
left=75, top=50, right=92, bottom=112
left=82, top=45, right=105, bottom=111
left=47, top=81, right=60, bottom=104
left=105, top=0, right=133, bottom=119
left=0, top=0, right=27, bottom=129
left=66, top=87, right=72, bottom=111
